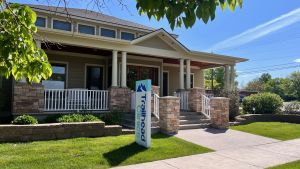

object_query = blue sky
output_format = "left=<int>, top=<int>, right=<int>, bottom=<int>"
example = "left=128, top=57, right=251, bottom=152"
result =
left=13, top=0, right=300, bottom=88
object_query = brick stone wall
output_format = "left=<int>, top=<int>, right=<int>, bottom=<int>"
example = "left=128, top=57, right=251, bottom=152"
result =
left=188, top=87, right=205, bottom=112
left=0, top=122, right=122, bottom=142
left=210, top=97, right=230, bottom=129
left=13, top=82, right=44, bottom=115
left=159, top=96, right=180, bottom=135
left=109, top=87, right=131, bottom=112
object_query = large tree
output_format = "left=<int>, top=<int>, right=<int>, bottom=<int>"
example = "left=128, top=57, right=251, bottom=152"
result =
left=0, top=0, right=242, bottom=82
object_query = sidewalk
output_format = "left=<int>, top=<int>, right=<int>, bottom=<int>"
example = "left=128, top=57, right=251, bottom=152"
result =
left=113, top=129, right=300, bottom=169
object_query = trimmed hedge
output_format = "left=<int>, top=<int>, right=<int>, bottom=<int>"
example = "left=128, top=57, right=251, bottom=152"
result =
left=242, top=93, right=283, bottom=114
left=12, top=115, right=38, bottom=125
left=57, top=114, right=100, bottom=123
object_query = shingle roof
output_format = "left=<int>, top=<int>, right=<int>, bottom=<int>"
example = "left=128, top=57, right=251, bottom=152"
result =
left=26, top=4, right=155, bottom=31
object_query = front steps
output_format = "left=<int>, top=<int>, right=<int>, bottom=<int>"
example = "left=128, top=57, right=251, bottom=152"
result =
left=179, top=111, right=211, bottom=130
left=121, top=112, right=160, bottom=134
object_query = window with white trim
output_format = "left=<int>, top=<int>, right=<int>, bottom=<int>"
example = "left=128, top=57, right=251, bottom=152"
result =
left=100, top=28, right=116, bottom=38
left=53, top=19, right=72, bottom=31
left=78, top=24, right=95, bottom=35
left=35, top=16, right=46, bottom=27
left=121, top=32, right=135, bottom=40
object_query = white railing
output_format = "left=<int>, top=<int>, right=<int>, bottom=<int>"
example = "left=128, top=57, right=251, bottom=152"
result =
left=130, top=91, right=160, bottom=119
left=174, top=91, right=190, bottom=111
left=44, top=89, right=109, bottom=111
left=202, top=94, right=211, bottom=119
left=131, top=91, right=136, bottom=111
left=153, top=93, right=159, bottom=119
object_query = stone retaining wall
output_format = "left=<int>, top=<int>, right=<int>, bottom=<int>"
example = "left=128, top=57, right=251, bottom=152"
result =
left=0, top=122, right=122, bottom=142
left=234, top=114, right=300, bottom=125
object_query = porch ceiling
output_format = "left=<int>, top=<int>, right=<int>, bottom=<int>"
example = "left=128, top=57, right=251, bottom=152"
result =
left=41, top=43, right=112, bottom=57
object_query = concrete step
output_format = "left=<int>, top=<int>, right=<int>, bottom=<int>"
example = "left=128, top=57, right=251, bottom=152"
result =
left=179, top=123, right=211, bottom=130
left=122, top=128, right=135, bottom=135
left=179, top=115, right=204, bottom=120
left=180, top=111, right=203, bottom=116
left=180, top=119, right=210, bottom=125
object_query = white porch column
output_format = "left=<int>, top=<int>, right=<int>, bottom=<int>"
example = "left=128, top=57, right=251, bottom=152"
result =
left=179, top=58, right=184, bottom=90
left=230, top=64, right=235, bottom=90
left=186, top=59, right=191, bottom=89
left=224, top=65, right=230, bottom=91
left=121, top=51, right=127, bottom=88
left=112, top=50, right=118, bottom=87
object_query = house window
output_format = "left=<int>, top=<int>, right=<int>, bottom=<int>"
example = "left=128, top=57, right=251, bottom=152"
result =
left=35, top=17, right=46, bottom=27
left=53, top=19, right=72, bottom=31
left=86, top=66, right=104, bottom=90
left=100, top=28, right=116, bottom=38
left=78, top=24, right=95, bottom=35
left=184, top=74, right=194, bottom=88
left=42, top=64, right=66, bottom=89
left=121, top=32, right=135, bottom=40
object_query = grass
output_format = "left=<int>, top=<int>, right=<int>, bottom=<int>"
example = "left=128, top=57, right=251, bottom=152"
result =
left=230, top=122, right=300, bottom=140
left=268, top=160, right=300, bottom=169
left=0, top=133, right=212, bottom=169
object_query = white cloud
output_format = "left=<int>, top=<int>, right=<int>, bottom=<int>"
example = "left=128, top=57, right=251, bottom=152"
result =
left=294, top=58, right=300, bottom=63
left=207, top=8, right=300, bottom=52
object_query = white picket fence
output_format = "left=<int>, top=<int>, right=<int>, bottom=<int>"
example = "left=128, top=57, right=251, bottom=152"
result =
left=202, top=94, right=211, bottom=119
left=174, top=91, right=190, bottom=111
left=44, top=89, right=109, bottom=111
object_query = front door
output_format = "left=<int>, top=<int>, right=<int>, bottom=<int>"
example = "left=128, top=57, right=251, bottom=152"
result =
left=127, top=65, right=159, bottom=90
left=86, top=66, right=104, bottom=90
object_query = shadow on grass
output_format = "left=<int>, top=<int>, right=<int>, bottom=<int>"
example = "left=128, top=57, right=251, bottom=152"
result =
left=103, top=142, right=147, bottom=166
left=204, top=128, right=228, bottom=134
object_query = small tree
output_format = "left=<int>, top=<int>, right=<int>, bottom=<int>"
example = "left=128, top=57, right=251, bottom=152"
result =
left=0, top=2, right=52, bottom=83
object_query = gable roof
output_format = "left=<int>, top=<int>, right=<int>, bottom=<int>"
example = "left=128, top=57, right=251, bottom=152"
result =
left=132, top=28, right=189, bottom=52
left=26, top=4, right=155, bottom=32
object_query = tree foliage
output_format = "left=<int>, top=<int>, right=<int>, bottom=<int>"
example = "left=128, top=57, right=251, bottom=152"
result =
left=0, top=2, right=52, bottom=83
left=204, top=67, right=225, bottom=90
left=136, top=0, right=243, bottom=29
left=244, top=72, right=300, bottom=101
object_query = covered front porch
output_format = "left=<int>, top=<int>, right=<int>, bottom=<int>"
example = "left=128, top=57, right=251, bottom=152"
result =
left=38, top=42, right=231, bottom=113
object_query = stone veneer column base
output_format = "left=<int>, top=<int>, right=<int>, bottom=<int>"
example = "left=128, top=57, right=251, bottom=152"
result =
left=109, top=87, right=131, bottom=112
left=159, top=96, right=180, bottom=135
left=210, top=97, right=230, bottom=129
left=188, top=87, right=205, bottom=112
left=12, top=82, right=44, bottom=115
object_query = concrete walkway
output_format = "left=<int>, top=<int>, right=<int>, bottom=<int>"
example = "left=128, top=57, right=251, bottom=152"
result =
left=114, top=129, right=300, bottom=169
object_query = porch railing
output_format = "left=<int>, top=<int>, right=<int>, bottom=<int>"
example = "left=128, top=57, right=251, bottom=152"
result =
left=44, top=89, right=109, bottom=111
left=131, top=91, right=160, bottom=119
left=174, top=91, right=190, bottom=111
left=153, top=93, right=160, bottom=119
left=202, top=94, right=211, bottom=119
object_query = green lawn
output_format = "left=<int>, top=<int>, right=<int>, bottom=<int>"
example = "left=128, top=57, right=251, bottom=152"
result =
left=230, top=122, right=300, bottom=140
left=0, top=133, right=212, bottom=169
left=268, top=160, right=300, bottom=169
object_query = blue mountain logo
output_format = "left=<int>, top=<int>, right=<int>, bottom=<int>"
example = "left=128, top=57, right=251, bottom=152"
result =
left=137, top=83, right=147, bottom=92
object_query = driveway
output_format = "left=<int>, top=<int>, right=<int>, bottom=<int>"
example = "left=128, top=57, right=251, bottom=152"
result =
left=113, top=129, right=300, bottom=169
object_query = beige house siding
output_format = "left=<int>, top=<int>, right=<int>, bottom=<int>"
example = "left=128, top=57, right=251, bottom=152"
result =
left=136, top=36, right=176, bottom=51
left=47, top=53, right=107, bottom=89
left=163, top=66, right=204, bottom=95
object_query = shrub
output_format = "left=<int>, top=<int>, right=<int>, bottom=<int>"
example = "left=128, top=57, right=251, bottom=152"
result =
left=12, top=115, right=38, bottom=125
left=220, top=90, right=240, bottom=120
left=242, top=93, right=283, bottom=114
left=57, top=114, right=100, bottom=123
left=101, top=111, right=123, bottom=125
left=283, top=101, right=300, bottom=114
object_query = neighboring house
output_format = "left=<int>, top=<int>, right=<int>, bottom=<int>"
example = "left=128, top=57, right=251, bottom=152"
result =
left=8, top=4, right=247, bottom=120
